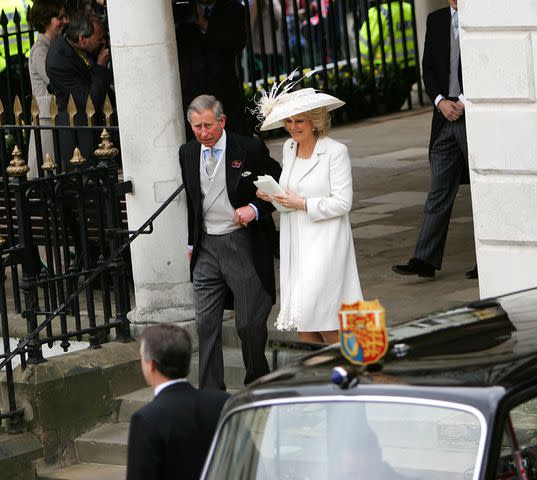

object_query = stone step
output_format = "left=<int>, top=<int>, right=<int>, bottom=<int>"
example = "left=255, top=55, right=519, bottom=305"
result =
left=114, top=387, right=153, bottom=423
left=38, top=463, right=126, bottom=480
left=75, top=423, right=129, bottom=466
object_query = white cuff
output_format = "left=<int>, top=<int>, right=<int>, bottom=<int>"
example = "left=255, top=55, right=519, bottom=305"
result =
left=458, top=94, right=466, bottom=106
left=248, top=203, right=259, bottom=221
left=434, top=94, right=445, bottom=107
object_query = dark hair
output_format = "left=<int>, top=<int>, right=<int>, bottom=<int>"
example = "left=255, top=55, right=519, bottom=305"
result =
left=29, top=0, right=68, bottom=34
left=140, top=324, right=192, bottom=379
left=65, top=11, right=100, bottom=42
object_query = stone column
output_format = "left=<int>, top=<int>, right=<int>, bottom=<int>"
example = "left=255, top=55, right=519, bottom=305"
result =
left=460, top=1, right=537, bottom=297
left=107, top=0, right=195, bottom=328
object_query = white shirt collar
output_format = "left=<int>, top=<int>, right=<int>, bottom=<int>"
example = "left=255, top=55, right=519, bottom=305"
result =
left=154, top=378, right=187, bottom=397
left=450, top=6, right=457, bottom=16
left=201, top=129, right=226, bottom=153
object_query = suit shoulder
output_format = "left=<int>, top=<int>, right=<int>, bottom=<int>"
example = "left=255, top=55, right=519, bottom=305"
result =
left=180, top=139, right=199, bottom=155
left=427, top=7, right=450, bottom=23
left=229, top=131, right=267, bottom=152
left=323, top=136, right=348, bottom=154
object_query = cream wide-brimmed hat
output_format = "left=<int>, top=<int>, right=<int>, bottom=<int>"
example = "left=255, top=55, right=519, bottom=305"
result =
left=257, top=87, right=345, bottom=131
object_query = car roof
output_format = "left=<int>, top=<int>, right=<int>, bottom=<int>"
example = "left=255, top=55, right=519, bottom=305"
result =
left=253, top=287, right=537, bottom=393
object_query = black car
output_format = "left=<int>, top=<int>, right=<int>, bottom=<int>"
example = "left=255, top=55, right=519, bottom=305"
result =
left=201, top=288, right=537, bottom=480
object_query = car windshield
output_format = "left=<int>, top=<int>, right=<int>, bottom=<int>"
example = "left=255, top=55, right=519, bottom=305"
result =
left=204, top=398, right=484, bottom=480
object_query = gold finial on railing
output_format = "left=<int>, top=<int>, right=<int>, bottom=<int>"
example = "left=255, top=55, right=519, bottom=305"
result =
left=13, top=96, right=23, bottom=126
left=30, top=96, right=40, bottom=126
left=0, top=98, right=4, bottom=126
left=86, top=96, right=95, bottom=127
left=50, top=95, right=58, bottom=126
left=6, top=145, right=30, bottom=177
left=67, top=94, right=76, bottom=127
left=69, top=147, right=86, bottom=166
left=42, top=153, right=57, bottom=172
left=94, top=129, right=119, bottom=160
left=103, top=94, right=113, bottom=127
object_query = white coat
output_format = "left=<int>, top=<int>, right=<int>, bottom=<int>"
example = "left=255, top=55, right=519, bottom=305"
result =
left=277, top=136, right=363, bottom=332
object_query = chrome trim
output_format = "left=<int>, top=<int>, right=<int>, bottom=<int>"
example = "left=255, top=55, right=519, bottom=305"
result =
left=201, top=395, right=488, bottom=480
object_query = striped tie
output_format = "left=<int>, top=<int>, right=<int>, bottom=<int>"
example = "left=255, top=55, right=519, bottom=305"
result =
left=206, top=148, right=217, bottom=177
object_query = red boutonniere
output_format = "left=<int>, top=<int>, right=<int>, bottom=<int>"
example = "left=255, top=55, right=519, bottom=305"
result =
left=231, top=160, right=243, bottom=169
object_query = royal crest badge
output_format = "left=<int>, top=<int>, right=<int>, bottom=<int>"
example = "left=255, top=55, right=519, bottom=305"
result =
left=339, top=299, right=388, bottom=366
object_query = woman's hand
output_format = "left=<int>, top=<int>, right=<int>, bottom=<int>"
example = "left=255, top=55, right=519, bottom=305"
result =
left=273, top=190, right=306, bottom=211
left=256, top=189, right=272, bottom=202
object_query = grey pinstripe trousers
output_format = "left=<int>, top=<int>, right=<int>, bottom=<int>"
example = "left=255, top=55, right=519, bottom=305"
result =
left=193, top=228, right=271, bottom=390
left=414, top=117, right=469, bottom=270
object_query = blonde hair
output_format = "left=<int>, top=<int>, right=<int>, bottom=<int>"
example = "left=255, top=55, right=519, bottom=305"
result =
left=302, top=107, right=331, bottom=136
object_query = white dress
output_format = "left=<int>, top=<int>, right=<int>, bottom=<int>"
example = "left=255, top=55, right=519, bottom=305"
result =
left=275, top=136, right=363, bottom=332
left=276, top=157, right=310, bottom=330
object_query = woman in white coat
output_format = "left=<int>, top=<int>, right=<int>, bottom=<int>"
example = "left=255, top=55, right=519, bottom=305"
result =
left=256, top=88, right=363, bottom=344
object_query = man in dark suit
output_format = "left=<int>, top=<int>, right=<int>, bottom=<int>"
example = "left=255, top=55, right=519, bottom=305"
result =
left=46, top=11, right=112, bottom=164
left=174, top=0, right=248, bottom=138
left=180, top=94, right=281, bottom=390
left=126, top=324, right=229, bottom=480
left=393, top=0, right=477, bottom=279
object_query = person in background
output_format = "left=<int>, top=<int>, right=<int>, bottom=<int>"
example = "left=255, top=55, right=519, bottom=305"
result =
left=256, top=87, right=363, bottom=344
left=46, top=10, right=111, bottom=164
left=126, top=324, right=229, bottom=480
left=173, top=0, right=248, bottom=138
left=27, top=0, right=68, bottom=178
left=392, top=0, right=477, bottom=280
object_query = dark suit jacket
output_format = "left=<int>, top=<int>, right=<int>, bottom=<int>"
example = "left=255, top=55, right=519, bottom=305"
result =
left=422, top=7, right=464, bottom=150
left=126, top=381, right=229, bottom=480
left=179, top=131, right=281, bottom=304
left=175, top=0, right=248, bottom=135
left=46, top=35, right=112, bottom=162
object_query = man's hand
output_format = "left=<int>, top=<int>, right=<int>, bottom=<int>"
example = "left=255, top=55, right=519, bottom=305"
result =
left=235, top=206, right=256, bottom=227
left=97, top=47, right=111, bottom=67
left=438, top=99, right=464, bottom=122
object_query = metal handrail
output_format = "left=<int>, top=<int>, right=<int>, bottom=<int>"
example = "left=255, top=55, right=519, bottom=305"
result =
left=0, top=183, right=185, bottom=371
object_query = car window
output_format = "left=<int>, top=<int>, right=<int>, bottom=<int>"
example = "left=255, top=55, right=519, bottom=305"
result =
left=204, top=399, right=483, bottom=480
left=496, top=399, right=537, bottom=479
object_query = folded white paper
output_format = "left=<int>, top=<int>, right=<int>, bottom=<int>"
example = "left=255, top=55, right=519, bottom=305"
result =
left=253, top=175, right=295, bottom=212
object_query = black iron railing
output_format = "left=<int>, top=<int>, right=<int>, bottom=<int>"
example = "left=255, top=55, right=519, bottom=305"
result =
left=238, top=0, right=423, bottom=126
left=1, top=2, right=423, bottom=138
left=0, top=116, right=185, bottom=430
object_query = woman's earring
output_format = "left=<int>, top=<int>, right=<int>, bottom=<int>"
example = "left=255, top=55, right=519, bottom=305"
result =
left=312, top=127, right=317, bottom=133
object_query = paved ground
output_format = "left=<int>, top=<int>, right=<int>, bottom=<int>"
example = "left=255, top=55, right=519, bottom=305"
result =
left=1, top=107, right=478, bottom=336
left=265, top=107, right=478, bottom=328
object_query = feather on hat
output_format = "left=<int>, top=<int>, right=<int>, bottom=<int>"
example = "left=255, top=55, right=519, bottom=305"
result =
left=253, top=69, right=345, bottom=131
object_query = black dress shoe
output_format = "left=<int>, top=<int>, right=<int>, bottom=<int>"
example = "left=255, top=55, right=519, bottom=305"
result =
left=465, top=265, right=478, bottom=279
left=392, top=258, right=435, bottom=278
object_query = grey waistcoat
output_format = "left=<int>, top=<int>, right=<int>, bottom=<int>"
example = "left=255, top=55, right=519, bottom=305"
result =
left=200, top=153, right=241, bottom=235
left=448, top=18, right=461, bottom=98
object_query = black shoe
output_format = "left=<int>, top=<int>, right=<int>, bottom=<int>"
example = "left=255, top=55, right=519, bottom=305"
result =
left=392, top=258, right=435, bottom=278
left=465, top=265, right=478, bottom=279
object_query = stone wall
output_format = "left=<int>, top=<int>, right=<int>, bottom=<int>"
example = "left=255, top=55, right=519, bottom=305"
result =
left=460, top=1, right=537, bottom=297
left=0, top=342, right=144, bottom=468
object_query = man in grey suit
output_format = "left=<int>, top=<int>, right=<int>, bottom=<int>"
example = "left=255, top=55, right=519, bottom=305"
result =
left=393, top=0, right=476, bottom=279
left=179, top=95, right=281, bottom=390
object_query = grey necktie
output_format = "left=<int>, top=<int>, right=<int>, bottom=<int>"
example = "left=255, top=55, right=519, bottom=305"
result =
left=452, top=11, right=459, bottom=40
left=205, top=148, right=217, bottom=177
